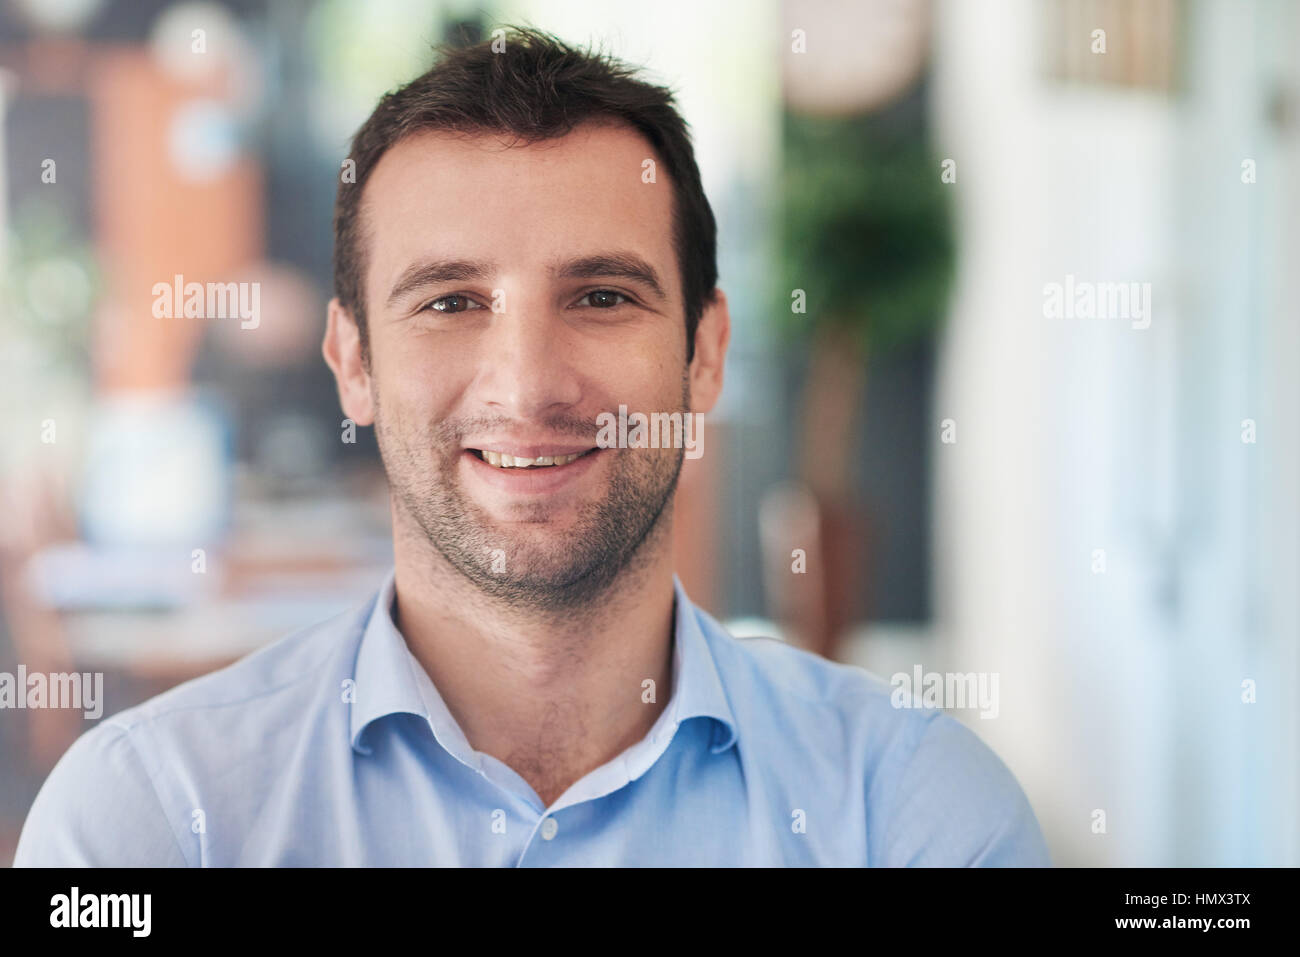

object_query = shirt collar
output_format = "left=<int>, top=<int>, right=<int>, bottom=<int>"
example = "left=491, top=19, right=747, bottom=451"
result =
left=665, top=574, right=739, bottom=754
left=348, top=568, right=424, bottom=755
left=349, top=568, right=738, bottom=756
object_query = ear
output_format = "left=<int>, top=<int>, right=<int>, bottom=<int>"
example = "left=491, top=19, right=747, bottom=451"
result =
left=322, top=298, right=375, bottom=426
left=688, top=288, right=730, bottom=414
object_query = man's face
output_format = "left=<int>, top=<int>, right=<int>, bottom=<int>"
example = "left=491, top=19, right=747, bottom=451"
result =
left=332, top=123, right=712, bottom=609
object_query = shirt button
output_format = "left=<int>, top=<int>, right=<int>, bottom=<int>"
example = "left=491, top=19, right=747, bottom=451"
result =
left=540, top=817, right=559, bottom=841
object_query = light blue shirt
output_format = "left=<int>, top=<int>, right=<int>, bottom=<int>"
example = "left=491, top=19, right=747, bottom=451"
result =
left=15, top=569, right=1050, bottom=866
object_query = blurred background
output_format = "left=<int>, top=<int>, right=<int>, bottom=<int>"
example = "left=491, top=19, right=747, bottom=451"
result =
left=0, top=0, right=1295, bottom=867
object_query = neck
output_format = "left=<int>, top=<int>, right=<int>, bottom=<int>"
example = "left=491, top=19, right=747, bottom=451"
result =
left=390, top=507, right=677, bottom=808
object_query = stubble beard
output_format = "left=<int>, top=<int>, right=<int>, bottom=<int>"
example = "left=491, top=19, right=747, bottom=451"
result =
left=374, top=383, right=689, bottom=613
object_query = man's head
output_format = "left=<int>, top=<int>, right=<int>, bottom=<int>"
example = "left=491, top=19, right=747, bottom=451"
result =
left=332, top=26, right=719, bottom=368
left=323, top=27, right=730, bottom=610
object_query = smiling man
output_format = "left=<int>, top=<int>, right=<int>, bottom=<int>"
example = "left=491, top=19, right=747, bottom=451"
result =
left=15, top=27, right=1049, bottom=866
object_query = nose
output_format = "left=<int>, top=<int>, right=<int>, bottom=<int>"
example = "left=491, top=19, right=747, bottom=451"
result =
left=472, top=295, right=583, bottom=419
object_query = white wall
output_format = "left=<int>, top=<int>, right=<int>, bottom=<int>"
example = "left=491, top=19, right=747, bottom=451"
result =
left=929, top=0, right=1298, bottom=865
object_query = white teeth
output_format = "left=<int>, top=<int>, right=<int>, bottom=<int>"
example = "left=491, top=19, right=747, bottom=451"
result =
left=476, top=450, right=587, bottom=469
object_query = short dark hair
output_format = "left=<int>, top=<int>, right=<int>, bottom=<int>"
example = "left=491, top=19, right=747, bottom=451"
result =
left=332, top=25, right=717, bottom=364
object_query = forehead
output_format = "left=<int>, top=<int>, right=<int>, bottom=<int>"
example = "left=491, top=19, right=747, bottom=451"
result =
left=359, top=122, right=678, bottom=307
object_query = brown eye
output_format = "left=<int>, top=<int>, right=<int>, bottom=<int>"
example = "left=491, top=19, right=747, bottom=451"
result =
left=580, top=289, right=629, bottom=308
left=427, top=295, right=481, bottom=314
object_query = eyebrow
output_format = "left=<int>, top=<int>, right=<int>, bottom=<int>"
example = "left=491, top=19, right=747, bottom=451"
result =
left=386, top=259, right=494, bottom=307
left=555, top=253, right=669, bottom=303
left=385, top=252, right=669, bottom=307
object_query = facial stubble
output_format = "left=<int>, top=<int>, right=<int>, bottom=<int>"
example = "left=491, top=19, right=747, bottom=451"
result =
left=374, top=377, right=690, bottom=612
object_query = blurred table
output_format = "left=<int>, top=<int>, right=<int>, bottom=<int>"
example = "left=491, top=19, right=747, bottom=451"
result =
left=22, top=491, right=394, bottom=682
left=57, top=564, right=391, bottom=680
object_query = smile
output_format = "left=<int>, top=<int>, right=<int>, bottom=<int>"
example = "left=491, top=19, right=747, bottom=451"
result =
left=469, top=448, right=596, bottom=469
left=460, top=445, right=605, bottom=495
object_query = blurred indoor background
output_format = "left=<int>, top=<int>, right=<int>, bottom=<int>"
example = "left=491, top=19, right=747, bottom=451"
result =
left=0, top=0, right=1295, bottom=867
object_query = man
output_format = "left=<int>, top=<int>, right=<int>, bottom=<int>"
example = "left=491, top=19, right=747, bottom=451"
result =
left=15, top=27, right=1049, bottom=866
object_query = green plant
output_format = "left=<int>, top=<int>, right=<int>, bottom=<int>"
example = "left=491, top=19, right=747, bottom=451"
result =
left=0, top=200, right=99, bottom=373
left=779, top=110, right=954, bottom=356
left=764, top=107, right=955, bottom=658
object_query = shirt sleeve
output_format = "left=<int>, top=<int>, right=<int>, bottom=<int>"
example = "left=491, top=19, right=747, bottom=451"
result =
left=875, top=711, right=1052, bottom=867
left=12, top=722, right=190, bottom=867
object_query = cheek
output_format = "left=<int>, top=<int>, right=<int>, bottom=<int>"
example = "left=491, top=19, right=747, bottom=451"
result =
left=378, top=344, right=461, bottom=416
left=596, top=345, right=681, bottom=402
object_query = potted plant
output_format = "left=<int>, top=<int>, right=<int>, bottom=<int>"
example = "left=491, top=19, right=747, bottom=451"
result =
left=766, top=106, right=954, bottom=660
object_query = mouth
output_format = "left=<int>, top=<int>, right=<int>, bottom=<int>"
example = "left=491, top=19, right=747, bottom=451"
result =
left=460, top=444, right=605, bottom=497
left=467, top=448, right=598, bottom=469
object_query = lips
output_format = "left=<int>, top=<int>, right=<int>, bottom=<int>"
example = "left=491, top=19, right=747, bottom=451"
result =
left=463, top=440, right=596, bottom=458
left=460, top=446, right=605, bottom=494
left=468, top=448, right=595, bottom=469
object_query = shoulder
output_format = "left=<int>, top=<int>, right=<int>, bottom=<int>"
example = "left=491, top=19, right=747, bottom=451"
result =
left=112, top=596, right=372, bottom=734
left=13, top=596, right=373, bottom=867
left=689, top=604, right=1050, bottom=866
left=688, top=600, right=913, bottom=743
left=13, top=720, right=187, bottom=865
left=876, top=709, right=1051, bottom=865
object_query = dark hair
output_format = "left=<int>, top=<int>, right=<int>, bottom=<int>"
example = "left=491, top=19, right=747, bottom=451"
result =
left=332, top=25, right=717, bottom=364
